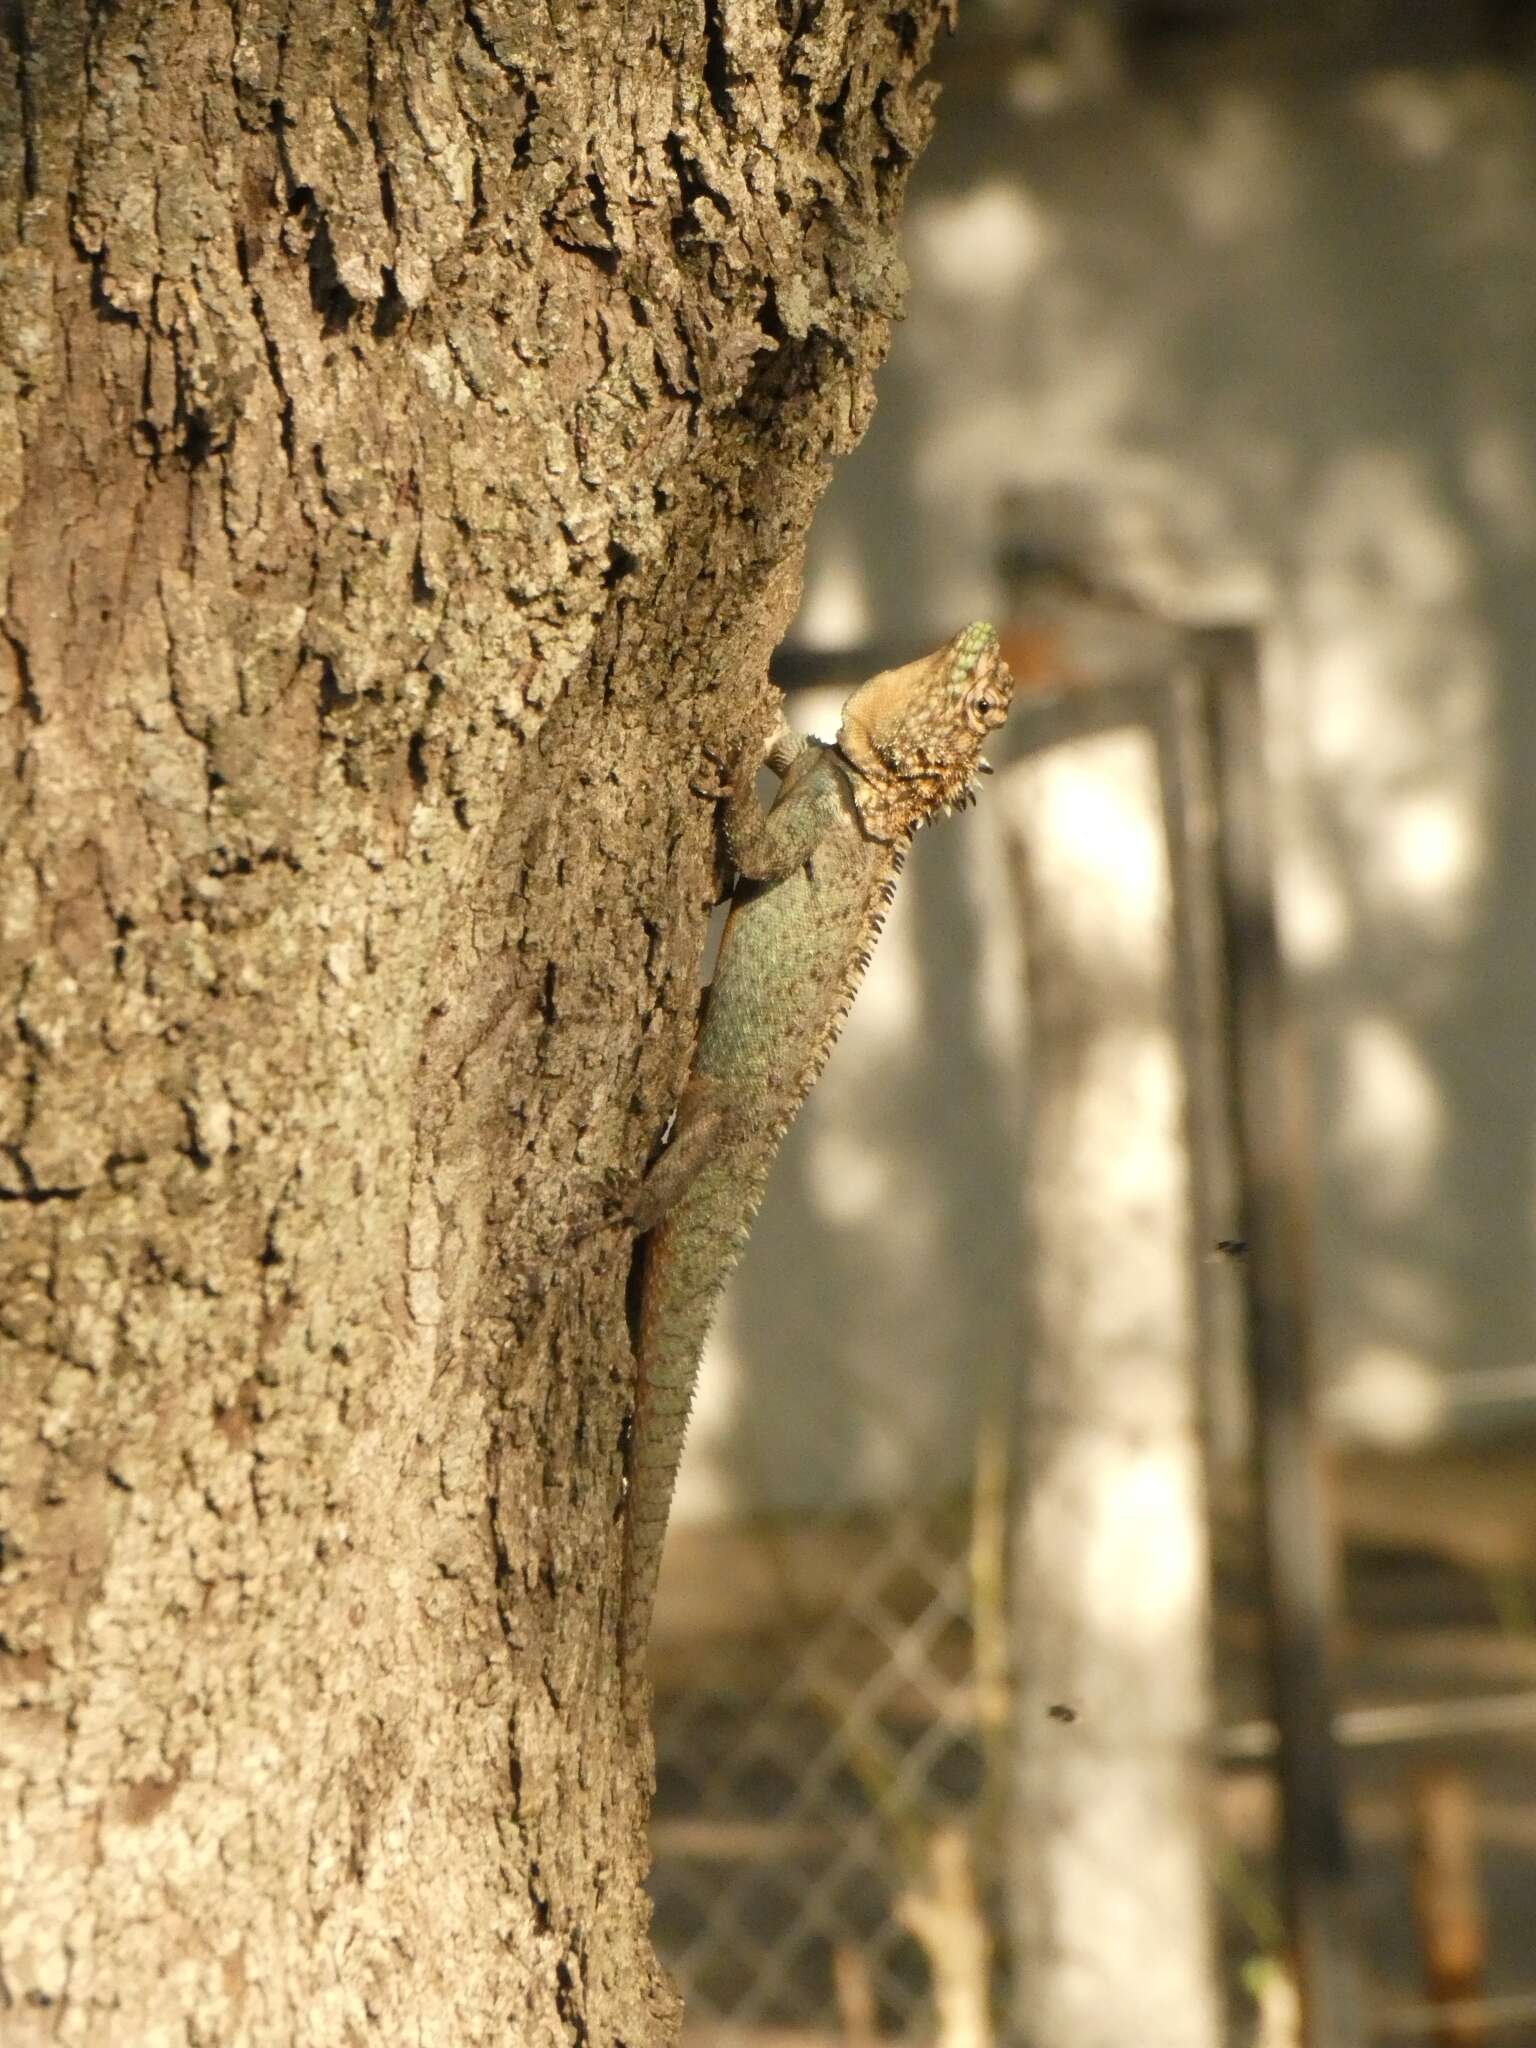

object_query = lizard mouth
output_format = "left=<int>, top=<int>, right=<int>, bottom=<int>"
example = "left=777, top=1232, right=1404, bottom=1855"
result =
left=892, top=753, right=989, bottom=827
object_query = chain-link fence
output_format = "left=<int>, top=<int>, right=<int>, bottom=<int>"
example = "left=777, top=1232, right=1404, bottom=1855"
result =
left=650, top=1485, right=1008, bottom=2041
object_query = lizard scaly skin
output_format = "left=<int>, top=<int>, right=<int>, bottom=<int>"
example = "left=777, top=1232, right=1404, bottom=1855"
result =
left=619, top=624, right=1016, bottom=1724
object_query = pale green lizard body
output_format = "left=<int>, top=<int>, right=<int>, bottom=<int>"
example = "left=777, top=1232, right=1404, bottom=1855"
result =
left=619, top=624, right=1016, bottom=1721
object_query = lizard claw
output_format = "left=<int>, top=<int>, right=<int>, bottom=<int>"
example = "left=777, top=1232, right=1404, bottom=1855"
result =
left=690, top=740, right=741, bottom=804
left=567, top=1167, right=641, bottom=1244
left=694, top=714, right=796, bottom=802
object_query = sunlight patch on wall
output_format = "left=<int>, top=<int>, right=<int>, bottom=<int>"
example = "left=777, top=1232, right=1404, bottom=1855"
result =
left=850, top=1388, right=950, bottom=1506
left=1151, top=88, right=1296, bottom=242
left=1323, top=1342, right=1449, bottom=1448
left=910, top=179, right=1052, bottom=302
left=805, top=1119, right=893, bottom=1230
left=1378, top=791, right=1482, bottom=919
left=1306, top=447, right=1474, bottom=607
left=1462, top=419, right=1536, bottom=556
left=1334, top=1014, right=1443, bottom=1220
left=1004, top=6, right=1123, bottom=118
left=1355, top=70, right=1463, bottom=162
left=1277, top=838, right=1352, bottom=973
left=1355, top=67, right=1536, bottom=249
left=796, top=517, right=874, bottom=652
left=1287, top=447, right=1493, bottom=967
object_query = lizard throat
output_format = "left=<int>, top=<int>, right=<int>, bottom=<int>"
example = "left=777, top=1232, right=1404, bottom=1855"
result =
left=836, top=746, right=976, bottom=844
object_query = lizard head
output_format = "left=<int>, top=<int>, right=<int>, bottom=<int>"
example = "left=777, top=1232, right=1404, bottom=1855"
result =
left=836, top=621, right=1015, bottom=841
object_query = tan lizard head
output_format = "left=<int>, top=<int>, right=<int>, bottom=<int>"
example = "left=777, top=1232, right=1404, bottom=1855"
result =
left=836, top=622, right=1015, bottom=842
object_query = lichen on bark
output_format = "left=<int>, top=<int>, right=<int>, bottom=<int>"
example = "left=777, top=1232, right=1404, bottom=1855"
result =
left=0, top=1, right=951, bottom=2039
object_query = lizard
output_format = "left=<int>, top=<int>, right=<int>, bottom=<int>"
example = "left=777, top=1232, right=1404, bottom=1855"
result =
left=617, top=621, right=1017, bottom=1727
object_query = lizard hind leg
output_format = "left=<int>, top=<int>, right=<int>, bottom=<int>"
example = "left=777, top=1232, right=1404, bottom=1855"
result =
left=626, top=1077, right=734, bottom=1235
left=563, top=1079, right=733, bottom=1249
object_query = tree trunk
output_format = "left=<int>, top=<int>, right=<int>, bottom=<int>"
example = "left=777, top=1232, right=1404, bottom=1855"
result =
left=0, top=4, right=949, bottom=2039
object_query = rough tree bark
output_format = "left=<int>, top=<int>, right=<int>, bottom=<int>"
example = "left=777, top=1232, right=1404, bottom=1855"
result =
left=0, top=4, right=951, bottom=2040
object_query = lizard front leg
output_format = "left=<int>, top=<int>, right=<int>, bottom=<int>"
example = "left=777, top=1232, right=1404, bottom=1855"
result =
left=719, top=739, right=841, bottom=883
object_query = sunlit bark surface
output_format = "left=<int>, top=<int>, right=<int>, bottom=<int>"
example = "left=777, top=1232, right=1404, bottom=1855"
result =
left=0, top=3, right=948, bottom=2038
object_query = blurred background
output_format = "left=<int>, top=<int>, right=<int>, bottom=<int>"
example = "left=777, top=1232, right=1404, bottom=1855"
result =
left=647, top=5, right=1536, bottom=2044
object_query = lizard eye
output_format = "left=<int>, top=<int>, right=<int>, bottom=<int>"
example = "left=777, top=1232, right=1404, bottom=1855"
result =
left=966, top=688, right=1003, bottom=734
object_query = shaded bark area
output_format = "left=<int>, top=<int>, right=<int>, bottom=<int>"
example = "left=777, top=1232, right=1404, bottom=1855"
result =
left=0, top=2, right=949, bottom=2039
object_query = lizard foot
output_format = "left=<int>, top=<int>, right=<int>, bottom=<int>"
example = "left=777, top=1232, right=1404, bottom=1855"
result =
left=689, top=739, right=741, bottom=804
left=566, top=1167, right=643, bottom=1245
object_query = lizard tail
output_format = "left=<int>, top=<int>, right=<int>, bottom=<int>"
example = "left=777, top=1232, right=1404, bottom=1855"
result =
left=618, top=1355, right=696, bottom=1732
left=618, top=1189, right=749, bottom=1736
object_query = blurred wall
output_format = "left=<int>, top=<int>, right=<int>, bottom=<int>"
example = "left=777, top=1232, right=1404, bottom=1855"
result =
left=673, top=19, right=1536, bottom=1525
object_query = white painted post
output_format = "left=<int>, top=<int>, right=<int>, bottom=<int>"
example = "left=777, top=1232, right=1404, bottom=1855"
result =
left=1001, top=723, right=1224, bottom=2048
